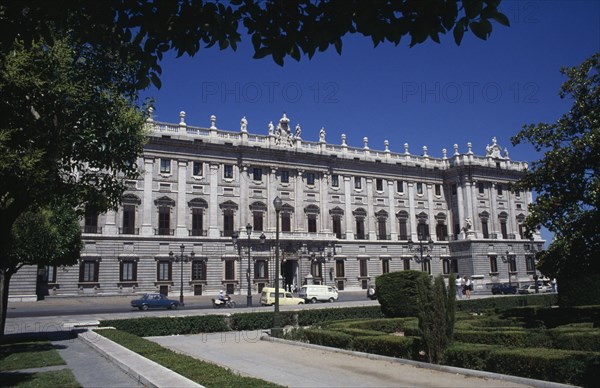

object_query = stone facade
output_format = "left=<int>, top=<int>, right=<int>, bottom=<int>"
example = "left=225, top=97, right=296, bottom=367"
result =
left=11, top=112, right=544, bottom=301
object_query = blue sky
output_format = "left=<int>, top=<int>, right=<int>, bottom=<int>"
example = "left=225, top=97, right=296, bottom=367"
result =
left=141, top=0, right=600, bottom=243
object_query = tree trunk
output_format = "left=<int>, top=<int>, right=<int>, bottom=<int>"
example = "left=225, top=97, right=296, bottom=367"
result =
left=0, top=268, right=13, bottom=337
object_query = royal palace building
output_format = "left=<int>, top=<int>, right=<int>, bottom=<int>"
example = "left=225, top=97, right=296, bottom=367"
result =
left=9, top=111, right=544, bottom=301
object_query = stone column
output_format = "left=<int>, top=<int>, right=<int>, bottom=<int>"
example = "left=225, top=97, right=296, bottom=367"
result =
left=141, top=157, right=154, bottom=236
left=455, top=179, right=465, bottom=238
left=240, top=165, right=249, bottom=231
left=344, top=176, right=353, bottom=240
left=407, top=182, right=417, bottom=240
left=269, top=167, right=278, bottom=231
left=295, top=170, right=304, bottom=232
left=176, top=160, right=188, bottom=237
left=208, top=163, right=220, bottom=238
left=387, top=180, right=397, bottom=240
left=366, top=178, right=376, bottom=240
left=320, top=173, right=330, bottom=232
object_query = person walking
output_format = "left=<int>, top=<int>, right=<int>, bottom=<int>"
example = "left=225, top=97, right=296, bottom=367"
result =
left=455, top=275, right=462, bottom=299
left=465, top=277, right=472, bottom=299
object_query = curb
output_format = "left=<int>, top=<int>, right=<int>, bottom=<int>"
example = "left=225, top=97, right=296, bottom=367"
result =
left=78, top=328, right=203, bottom=388
left=261, top=335, right=575, bottom=388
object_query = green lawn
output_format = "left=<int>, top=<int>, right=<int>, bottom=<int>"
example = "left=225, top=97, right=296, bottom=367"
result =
left=0, top=339, right=65, bottom=371
left=98, top=329, right=282, bottom=388
left=1, top=369, right=80, bottom=387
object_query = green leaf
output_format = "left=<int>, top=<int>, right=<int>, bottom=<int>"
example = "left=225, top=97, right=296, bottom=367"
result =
left=493, top=11, right=510, bottom=27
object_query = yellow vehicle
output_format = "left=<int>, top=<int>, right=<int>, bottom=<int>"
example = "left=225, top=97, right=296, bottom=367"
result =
left=260, top=287, right=305, bottom=306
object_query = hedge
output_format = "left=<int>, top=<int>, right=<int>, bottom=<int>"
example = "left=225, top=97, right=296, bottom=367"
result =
left=445, top=342, right=600, bottom=387
left=353, top=335, right=417, bottom=359
left=100, top=315, right=230, bottom=337
left=456, top=293, right=557, bottom=313
left=100, top=306, right=383, bottom=336
left=453, top=329, right=552, bottom=348
left=503, top=305, right=600, bottom=328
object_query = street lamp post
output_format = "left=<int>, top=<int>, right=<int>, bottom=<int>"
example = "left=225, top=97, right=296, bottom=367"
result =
left=501, top=251, right=514, bottom=287
left=407, top=234, right=434, bottom=264
left=525, top=237, right=544, bottom=293
left=232, top=223, right=262, bottom=308
left=272, top=196, right=283, bottom=337
left=169, top=244, right=195, bottom=306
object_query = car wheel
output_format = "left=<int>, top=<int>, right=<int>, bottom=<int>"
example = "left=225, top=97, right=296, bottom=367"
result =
left=141, top=304, right=149, bottom=311
left=328, top=297, right=335, bottom=303
left=170, top=303, right=178, bottom=310
left=298, top=301, right=304, bottom=305
left=310, top=298, right=317, bottom=304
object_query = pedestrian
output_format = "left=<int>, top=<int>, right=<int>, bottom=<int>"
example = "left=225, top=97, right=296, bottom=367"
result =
left=455, top=275, right=462, bottom=299
left=465, top=277, right=472, bottom=299
left=551, top=278, right=557, bottom=293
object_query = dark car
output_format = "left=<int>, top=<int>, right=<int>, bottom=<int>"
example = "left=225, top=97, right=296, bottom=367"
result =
left=131, top=293, right=179, bottom=310
left=491, top=283, right=517, bottom=295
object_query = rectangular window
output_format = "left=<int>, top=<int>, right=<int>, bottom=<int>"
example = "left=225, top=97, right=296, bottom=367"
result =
left=382, top=259, right=390, bottom=274
left=223, top=210, right=234, bottom=237
left=509, top=256, right=517, bottom=272
left=422, top=259, right=431, bottom=274
left=500, top=221, right=508, bottom=239
left=157, top=260, right=171, bottom=281
left=331, top=174, right=339, bottom=187
left=223, top=164, right=233, bottom=179
left=376, top=178, right=383, bottom=191
left=311, top=262, right=322, bottom=278
left=225, top=260, right=235, bottom=280
left=442, top=259, right=450, bottom=275
left=354, top=176, right=362, bottom=189
left=192, top=161, right=203, bottom=176
left=377, top=219, right=387, bottom=240
left=451, top=259, right=459, bottom=274
left=452, top=184, right=457, bottom=195
left=281, top=213, right=291, bottom=232
left=403, top=258, right=411, bottom=271
left=158, top=207, right=170, bottom=235
left=482, top=221, right=489, bottom=239
left=417, top=223, right=430, bottom=239
left=192, top=260, right=206, bottom=281
left=435, top=184, right=441, bottom=196
left=398, top=220, right=408, bottom=240
left=515, top=189, right=521, bottom=197
left=497, top=184, right=503, bottom=196
left=489, top=255, right=498, bottom=273
left=44, top=265, right=57, bottom=283
left=525, top=255, right=535, bottom=273
left=122, top=204, right=136, bottom=234
left=478, top=182, right=485, bottom=194
left=191, top=208, right=204, bottom=236
left=84, top=211, right=98, bottom=233
left=416, top=182, right=423, bottom=195
left=332, top=216, right=342, bottom=239
left=436, top=224, right=448, bottom=241
left=359, top=259, right=368, bottom=277
left=160, top=159, right=171, bottom=174
left=335, top=260, right=345, bottom=277
left=281, top=170, right=289, bottom=183
left=253, top=167, right=262, bottom=181
left=397, top=180, right=404, bottom=193
left=253, top=211, right=263, bottom=231
left=120, top=261, right=137, bottom=282
left=306, top=172, right=315, bottom=186
left=307, top=215, right=317, bottom=233
left=255, top=260, right=269, bottom=279
left=79, top=261, right=98, bottom=283
left=356, top=219, right=365, bottom=239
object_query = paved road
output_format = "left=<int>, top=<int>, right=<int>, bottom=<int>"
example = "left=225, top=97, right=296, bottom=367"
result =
left=149, top=331, right=532, bottom=388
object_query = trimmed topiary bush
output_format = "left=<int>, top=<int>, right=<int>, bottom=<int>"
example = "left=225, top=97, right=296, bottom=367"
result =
left=376, top=270, right=429, bottom=317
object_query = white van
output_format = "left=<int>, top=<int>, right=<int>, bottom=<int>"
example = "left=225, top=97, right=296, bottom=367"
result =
left=298, top=285, right=339, bottom=303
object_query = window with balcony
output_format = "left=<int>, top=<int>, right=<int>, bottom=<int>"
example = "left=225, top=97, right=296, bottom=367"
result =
left=223, top=209, right=234, bottom=237
left=332, top=216, right=342, bottom=239
left=191, top=208, right=204, bottom=236
left=281, top=212, right=291, bottom=232
left=84, top=210, right=99, bottom=234
left=307, top=215, right=317, bottom=233
left=253, top=211, right=264, bottom=231
left=122, top=204, right=136, bottom=234
left=158, top=207, right=171, bottom=235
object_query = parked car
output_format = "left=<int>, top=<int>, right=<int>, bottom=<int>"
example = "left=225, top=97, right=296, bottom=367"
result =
left=299, top=285, right=339, bottom=303
left=518, top=285, right=538, bottom=294
left=491, top=283, right=517, bottom=295
left=131, top=293, right=179, bottom=310
left=260, top=287, right=305, bottom=306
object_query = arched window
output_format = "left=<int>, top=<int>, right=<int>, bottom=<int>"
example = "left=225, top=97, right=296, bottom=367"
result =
left=479, top=211, right=490, bottom=239
left=330, top=207, right=344, bottom=239
left=188, top=198, right=208, bottom=236
left=375, top=210, right=388, bottom=240
left=281, top=203, right=294, bottom=232
left=499, top=211, right=509, bottom=239
left=219, top=200, right=238, bottom=237
left=435, top=213, right=448, bottom=241
left=353, top=208, right=367, bottom=240
left=416, top=212, right=429, bottom=240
